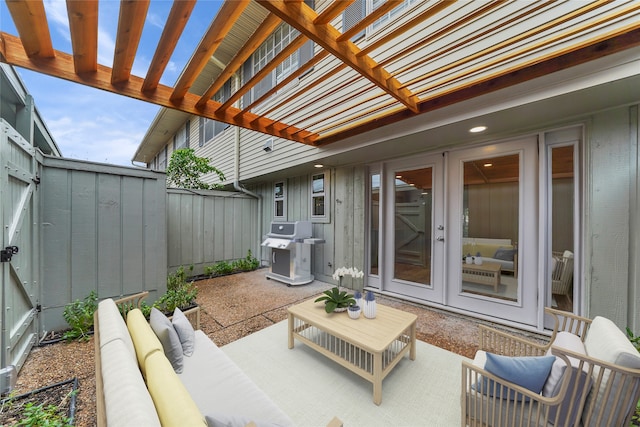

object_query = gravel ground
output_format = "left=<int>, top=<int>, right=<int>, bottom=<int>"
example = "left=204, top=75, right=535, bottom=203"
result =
left=10, top=270, right=495, bottom=426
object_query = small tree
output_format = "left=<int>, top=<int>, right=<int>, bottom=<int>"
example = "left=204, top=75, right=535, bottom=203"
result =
left=166, top=148, right=225, bottom=189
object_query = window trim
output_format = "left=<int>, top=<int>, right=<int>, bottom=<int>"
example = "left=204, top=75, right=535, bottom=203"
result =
left=274, top=181, right=287, bottom=220
left=310, top=170, right=330, bottom=223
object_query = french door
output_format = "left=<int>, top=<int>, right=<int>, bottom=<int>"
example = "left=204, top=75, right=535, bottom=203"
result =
left=369, top=154, right=445, bottom=303
left=368, top=137, right=539, bottom=326
left=445, top=138, right=539, bottom=326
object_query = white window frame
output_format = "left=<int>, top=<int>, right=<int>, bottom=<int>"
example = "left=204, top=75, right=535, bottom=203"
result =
left=310, top=170, right=330, bottom=223
left=157, top=146, right=167, bottom=171
left=274, top=181, right=287, bottom=220
left=369, top=0, right=419, bottom=33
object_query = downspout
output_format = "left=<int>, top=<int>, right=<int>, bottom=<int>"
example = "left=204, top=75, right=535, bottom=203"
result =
left=230, top=74, right=263, bottom=265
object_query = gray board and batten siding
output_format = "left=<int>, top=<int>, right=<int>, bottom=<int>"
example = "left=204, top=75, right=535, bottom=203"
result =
left=166, top=188, right=259, bottom=277
left=39, top=156, right=168, bottom=332
left=248, top=165, right=367, bottom=290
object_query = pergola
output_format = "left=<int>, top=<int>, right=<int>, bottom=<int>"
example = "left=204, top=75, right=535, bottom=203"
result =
left=2, top=0, right=640, bottom=147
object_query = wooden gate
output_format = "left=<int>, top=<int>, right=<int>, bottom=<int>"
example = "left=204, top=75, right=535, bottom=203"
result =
left=0, top=122, right=40, bottom=372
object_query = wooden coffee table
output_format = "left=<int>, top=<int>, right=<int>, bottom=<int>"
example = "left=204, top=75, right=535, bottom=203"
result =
left=461, top=261, right=501, bottom=292
left=287, top=297, right=417, bottom=405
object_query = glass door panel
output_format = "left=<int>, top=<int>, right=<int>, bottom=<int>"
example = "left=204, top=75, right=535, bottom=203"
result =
left=461, top=154, right=519, bottom=301
left=549, top=145, right=575, bottom=312
left=382, top=154, right=444, bottom=303
left=394, top=168, right=432, bottom=285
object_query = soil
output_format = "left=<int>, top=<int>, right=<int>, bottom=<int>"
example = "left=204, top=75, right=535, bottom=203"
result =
left=0, top=379, right=77, bottom=425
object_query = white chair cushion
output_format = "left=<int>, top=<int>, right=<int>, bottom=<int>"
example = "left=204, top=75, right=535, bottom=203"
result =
left=582, top=316, right=640, bottom=427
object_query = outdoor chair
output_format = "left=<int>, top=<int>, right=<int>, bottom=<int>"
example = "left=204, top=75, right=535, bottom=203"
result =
left=552, top=251, right=574, bottom=297
left=461, top=307, right=640, bottom=426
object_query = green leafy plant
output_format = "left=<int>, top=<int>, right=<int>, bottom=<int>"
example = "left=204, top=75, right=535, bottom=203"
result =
left=16, top=401, right=71, bottom=426
left=62, top=291, right=98, bottom=342
left=204, top=250, right=260, bottom=277
left=166, top=148, right=225, bottom=189
left=314, top=287, right=356, bottom=313
left=155, top=266, right=198, bottom=313
left=233, top=250, right=260, bottom=272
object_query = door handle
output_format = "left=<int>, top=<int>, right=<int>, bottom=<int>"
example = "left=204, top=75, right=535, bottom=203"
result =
left=272, top=252, right=276, bottom=263
left=436, top=236, right=445, bottom=242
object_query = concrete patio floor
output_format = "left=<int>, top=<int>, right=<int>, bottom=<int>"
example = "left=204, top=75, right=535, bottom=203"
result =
left=194, top=268, right=533, bottom=359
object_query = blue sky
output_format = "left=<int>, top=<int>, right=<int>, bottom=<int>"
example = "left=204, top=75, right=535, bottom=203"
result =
left=1, top=0, right=222, bottom=166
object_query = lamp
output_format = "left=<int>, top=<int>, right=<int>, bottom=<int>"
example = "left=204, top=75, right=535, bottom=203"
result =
left=263, top=139, right=273, bottom=152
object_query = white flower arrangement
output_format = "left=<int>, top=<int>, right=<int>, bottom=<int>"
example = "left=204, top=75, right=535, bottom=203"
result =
left=332, top=267, right=364, bottom=281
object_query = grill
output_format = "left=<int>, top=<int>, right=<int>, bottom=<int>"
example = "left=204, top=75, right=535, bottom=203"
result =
left=261, top=221, right=323, bottom=286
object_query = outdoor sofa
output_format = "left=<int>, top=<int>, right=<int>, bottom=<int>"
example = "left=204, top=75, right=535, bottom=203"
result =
left=94, top=292, right=342, bottom=427
left=462, top=307, right=640, bottom=426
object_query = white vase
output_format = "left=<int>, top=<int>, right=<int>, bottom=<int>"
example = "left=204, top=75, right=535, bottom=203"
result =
left=465, top=256, right=473, bottom=264
left=363, top=300, right=377, bottom=319
left=348, top=306, right=361, bottom=319
left=474, top=256, right=483, bottom=265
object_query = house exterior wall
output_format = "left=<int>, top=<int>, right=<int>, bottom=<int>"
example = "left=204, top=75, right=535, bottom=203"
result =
left=134, top=3, right=640, bottom=331
left=248, top=165, right=366, bottom=288
left=587, top=104, right=640, bottom=330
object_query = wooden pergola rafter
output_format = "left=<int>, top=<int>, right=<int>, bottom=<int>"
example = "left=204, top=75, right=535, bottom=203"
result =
left=1, top=0, right=640, bottom=150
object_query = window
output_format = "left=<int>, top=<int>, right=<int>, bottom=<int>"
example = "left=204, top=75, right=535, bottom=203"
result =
left=242, top=1, right=314, bottom=106
left=157, top=146, right=167, bottom=171
left=173, top=120, right=190, bottom=151
left=310, top=171, right=330, bottom=222
left=199, top=80, right=231, bottom=146
left=274, top=181, right=286, bottom=220
left=343, top=0, right=418, bottom=39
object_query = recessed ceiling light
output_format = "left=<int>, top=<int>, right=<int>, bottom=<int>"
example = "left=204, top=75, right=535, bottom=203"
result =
left=469, top=126, right=487, bottom=133
left=484, top=163, right=493, bottom=167
left=314, top=164, right=324, bottom=168
left=396, top=175, right=402, bottom=178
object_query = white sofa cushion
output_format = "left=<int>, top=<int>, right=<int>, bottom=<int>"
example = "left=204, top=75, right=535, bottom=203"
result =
left=101, top=338, right=161, bottom=426
left=583, top=316, right=640, bottom=426
left=179, top=331, right=294, bottom=427
left=97, top=299, right=136, bottom=360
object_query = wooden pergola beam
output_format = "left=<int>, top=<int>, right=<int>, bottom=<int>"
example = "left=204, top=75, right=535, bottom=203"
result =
left=5, top=0, right=54, bottom=58
left=0, top=31, right=319, bottom=145
left=112, top=0, right=150, bottom=84
left=256, top=0, right=419, bottom=114
left=170, top=0, right=250, bottom=102
left=66, top=0, right=98, bottom=74
left=313, top=0, right=355, bottom=25
left=142, top=0, right=196, bottom=92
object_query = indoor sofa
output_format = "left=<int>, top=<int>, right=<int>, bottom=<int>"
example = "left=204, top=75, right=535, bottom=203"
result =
left=462, top=307, right=640, bottom=426
left=94, top=292, right=342, bottom=427
left=462, top=238, right=518, bottom=277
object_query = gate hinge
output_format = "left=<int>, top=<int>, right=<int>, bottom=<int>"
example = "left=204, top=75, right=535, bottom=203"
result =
left=36, top=304, right=42, bottom=313
left=32, top=174, right=40, bottom=188
left=1, top=246, right=19, bottom=262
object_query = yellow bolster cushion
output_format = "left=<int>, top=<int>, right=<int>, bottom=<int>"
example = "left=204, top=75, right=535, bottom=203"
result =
left=126, top=308, right=162, bottom=377
left=145, top=351, right=206, bottom=427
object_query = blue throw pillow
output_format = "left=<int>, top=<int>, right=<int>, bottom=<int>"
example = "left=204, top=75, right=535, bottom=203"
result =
left=493, top=247, right=516, bottom=261
left=475, top=353, right=555, bottom=401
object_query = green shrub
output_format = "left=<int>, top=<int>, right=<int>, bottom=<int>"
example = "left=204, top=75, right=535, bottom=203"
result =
left=155, top=266, right=198, bottom=313
left=62, top=291, right=97, bottom=342
left=205, top=250, right=260, bottom=277
left=17, top=401, right=71, bottom=426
